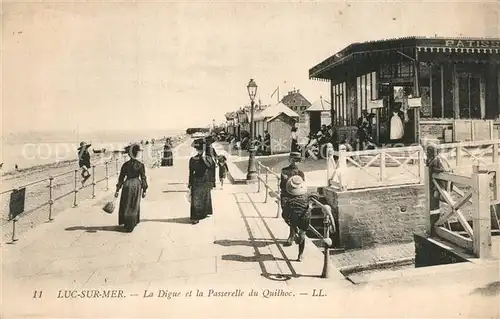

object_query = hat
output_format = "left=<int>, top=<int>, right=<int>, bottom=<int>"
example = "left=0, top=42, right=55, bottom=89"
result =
left=289, top=152, right=301, bottom=161
left=316, top=131, right=323, bottom=136
left=286, top=175, right=307, bottom=196
left=77, top=141, right=91, bottom=150
left=124, top=143, right=143, bottom=154
left=192, top=138, right=205, bottom=150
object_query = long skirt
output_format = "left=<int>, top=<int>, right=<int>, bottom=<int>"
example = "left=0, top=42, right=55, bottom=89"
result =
left=161, top=150, right=173, bottom=166
left=190, top=182, right=213, bottom=221
left=118, top=178, right=142, bottom=231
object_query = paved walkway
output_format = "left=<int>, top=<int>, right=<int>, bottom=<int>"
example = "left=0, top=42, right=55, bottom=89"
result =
left=2, top=140, right=499, bottom=318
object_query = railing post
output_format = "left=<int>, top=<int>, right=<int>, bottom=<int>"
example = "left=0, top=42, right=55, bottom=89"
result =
left=418, top=147, right=426, bottom=184
left=321, top=205, right=333, bottom=278
left=338, top=149, right=347, bottom=191
left=326, top=144, right=334, bottom=186
left=264, top=169, right=269, bottom=203
left=105, top=162, right=109, bottom=190
left=48, top=176, right=54, bottom=221
left=456, top=146, right=462, bottom=167
left=379, top=149, right=386, bottom=182
left=493, top=143, right=499, bottom=163
left=72, top=169, right=79, bottom=207
left=471, top=164, right=492, bottom=258
left=91, top=165, right=96, bottom=198
left=115, top=157, right=119, bottom=175
left=257, top=163, right=261, bottom=193
left=275, top=169, right=281, bottom=218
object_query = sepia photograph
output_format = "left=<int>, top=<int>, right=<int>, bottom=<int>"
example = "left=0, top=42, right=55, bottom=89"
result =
left=1, top=0, right=499, bottom=318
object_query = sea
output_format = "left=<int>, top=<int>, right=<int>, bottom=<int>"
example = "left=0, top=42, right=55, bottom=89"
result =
left=0, top=129, right=184, bottom=173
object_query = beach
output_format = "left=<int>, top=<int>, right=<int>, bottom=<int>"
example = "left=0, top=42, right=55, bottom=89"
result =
left=1, top=133, right=187, bottom=243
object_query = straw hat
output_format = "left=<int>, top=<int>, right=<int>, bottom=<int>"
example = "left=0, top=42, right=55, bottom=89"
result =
left=286, top=175, right=307, bottom=196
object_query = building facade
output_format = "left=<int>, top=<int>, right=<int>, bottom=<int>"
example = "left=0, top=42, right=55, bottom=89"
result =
left=281, top=89, right=312, bottom=139
left=309, top=37, right=500, bottom=145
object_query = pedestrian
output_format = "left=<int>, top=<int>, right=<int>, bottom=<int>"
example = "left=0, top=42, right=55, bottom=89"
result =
left=427, top=143, right=453, bottom=200
left=205, top=135, right=218, bottom=188
left=285, top=175, right=316, bottom=261
left=279, top=152, right=305, bottom=246
left=264, top=131, right=271, bottom=155
left=161, top=138, right=173, bottom=167
left=291, top=127, right=299, bottom=153
left=188, top=138, right=215, bottom=224
left=217, top=155, right=229, bottom=189
left=77, top=141, right=92, bottom=186
left=114, top=143, right=148, bottom=232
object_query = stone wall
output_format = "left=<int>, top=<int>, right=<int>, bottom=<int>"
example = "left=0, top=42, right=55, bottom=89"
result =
left=324, top=184, right=427, bottom=249
left=420, top=121, right=452, bottom=143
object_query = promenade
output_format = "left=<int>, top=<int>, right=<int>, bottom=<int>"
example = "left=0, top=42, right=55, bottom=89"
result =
left=2, top=139, right=499, bottom=318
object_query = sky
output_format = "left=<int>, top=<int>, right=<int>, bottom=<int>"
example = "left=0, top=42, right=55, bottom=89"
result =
left=2, top=0, right=499, bottom=134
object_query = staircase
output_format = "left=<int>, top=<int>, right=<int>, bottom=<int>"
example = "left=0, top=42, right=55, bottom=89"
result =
left=306, top=186, right=340, bottom=247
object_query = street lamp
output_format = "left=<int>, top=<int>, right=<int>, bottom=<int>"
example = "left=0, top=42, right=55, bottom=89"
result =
left=246, top=78, right=258, bottom=181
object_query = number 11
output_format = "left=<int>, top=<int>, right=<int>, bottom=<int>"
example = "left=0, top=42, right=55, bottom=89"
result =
left=33, top=290, right=43, bottom=298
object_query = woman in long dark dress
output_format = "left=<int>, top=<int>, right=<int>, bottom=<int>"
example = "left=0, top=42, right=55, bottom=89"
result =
left=114, top=143, right=148, bottom=232
left=188, top=139, right=214, bottom=224
left=161, top=138, right=173, bottom=166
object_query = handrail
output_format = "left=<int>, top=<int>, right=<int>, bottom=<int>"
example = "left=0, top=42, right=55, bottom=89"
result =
left=3, top=155, right=125, bottom=243
left=256, top=160, right=336, bottom=278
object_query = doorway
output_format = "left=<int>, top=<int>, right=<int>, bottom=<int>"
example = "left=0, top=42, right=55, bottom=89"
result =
left=377, top=83, right=416, bottom=145
left=458, top=73, right=483, bottom=119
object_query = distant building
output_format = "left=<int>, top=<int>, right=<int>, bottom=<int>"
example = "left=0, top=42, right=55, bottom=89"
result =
left=281, top=89, right=312, bottom=138
left=254, top=102, right=300, bottom=154
left=306, top=96, right=332, bottom=134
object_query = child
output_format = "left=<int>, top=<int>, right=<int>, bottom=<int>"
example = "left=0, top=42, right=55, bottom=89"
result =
left=285, top=175, right=316, bottom=262
left=217, top=155, right=229, bottom=189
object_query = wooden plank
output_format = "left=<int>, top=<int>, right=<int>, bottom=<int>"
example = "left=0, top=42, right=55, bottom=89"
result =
left=471, top=165, right=493, bottom=258
left=433, top=172, right=472, bottom=186
left=434, top=226, right=473, bottom=252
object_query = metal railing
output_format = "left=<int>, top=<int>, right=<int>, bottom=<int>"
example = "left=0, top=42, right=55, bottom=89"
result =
left=1, top=155, right=126, bottom=243
left=256, top=161, right=337, bottom=278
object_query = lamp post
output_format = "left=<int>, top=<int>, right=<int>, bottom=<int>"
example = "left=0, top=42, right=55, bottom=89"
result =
left=246, top=79, right=258, bottom=181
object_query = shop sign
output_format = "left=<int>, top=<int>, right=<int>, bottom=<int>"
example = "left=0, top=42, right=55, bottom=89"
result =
left=444, top=39, right=500, bottom=48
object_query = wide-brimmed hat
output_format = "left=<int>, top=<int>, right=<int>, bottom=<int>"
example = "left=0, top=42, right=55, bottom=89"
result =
left=77, top=141, right=91, bottom=150
left=124, top=143, right=143, bottom=154
left=286, top=175, right=307, bottom=196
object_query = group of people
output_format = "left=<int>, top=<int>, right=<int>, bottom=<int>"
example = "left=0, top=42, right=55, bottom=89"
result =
left=188, top=136, right=229, bottom=224
left=88, top=135, right=312, bottom=262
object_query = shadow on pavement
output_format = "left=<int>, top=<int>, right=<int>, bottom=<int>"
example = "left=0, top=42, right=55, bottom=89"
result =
left=470, top=281, right=500, bottom=297
left=214, top=239, right=275, bottom=248
left=141, top=217, right=192, bottom=224
left=222, top=253, right=279, bottom=262
left=65, top=225, right=127, bottom=233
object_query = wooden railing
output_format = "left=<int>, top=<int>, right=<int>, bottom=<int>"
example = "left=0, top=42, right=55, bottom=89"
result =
left=435, top=139, right=500, bottom=168
left=326, top=145, right=426, bottom=191
left=256, top=161, right=336, bottom=278
left=426, top=162, right=498, bottom=258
